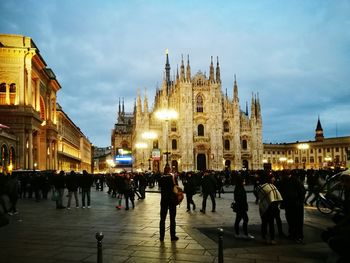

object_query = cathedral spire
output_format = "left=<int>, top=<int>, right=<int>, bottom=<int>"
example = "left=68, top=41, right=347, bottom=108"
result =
left=209, top=56, right=214, bottom=82
left=186, top=54, right=191, bottom=82
left=122, top=97, right=125, bottom=114
left=233, top=74, right=239, bottom=102
left=246, top=101, right=249, bottom=116
left=216, top=56, right=221, bottom=83
left=180, top=54, right=185, bottom=81
left=144, top=88, right=148, bottom=114
left=250, top=93, right=256, bottom=119
left=176, top=65, right=179, bottom=81
left=165, top=49, right=171, bottom=94
left=118, top=97, right=121, bottom=115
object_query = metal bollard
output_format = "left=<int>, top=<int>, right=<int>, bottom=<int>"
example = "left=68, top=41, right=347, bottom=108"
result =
left=96, top=232, right=104, bottom=263
left=218, top=228, right=224, bottom=263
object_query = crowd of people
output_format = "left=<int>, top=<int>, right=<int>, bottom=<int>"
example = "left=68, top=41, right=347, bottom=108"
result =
left=1, top=167, right=349, bottom=261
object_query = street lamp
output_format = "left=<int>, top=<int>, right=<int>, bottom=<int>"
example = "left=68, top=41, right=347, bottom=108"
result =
left=155, top=109, right=178, bottom=171
left=141, top=131, right=157, bottom=171
left=135, top=142, right=147, bottom=171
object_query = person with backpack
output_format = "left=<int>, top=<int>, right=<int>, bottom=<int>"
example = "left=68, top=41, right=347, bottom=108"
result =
left=158, top=164, right=179, bottom=242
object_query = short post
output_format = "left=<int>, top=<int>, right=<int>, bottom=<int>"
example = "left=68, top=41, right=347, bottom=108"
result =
left=218, top=228, right=224, bottom=263
left=96, top=232, right=104, bottom=263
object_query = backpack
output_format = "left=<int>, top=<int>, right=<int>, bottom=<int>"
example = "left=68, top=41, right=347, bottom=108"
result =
left=173, top=185, right=184, bottom=206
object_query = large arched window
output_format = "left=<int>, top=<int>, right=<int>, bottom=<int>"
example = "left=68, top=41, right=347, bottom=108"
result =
left=223, top=121, right=229, bottom=132
left=242, top=139, right=247, bottom=150
left=172, top=139, right=177, bottom=150
left=198, top=124, right=204, bottom=136
left=196, top=95, right=203, bottom=112
left=224, top=139, right=230, bottom=150
left=0, top=83, right=6, bottom=105
left=9, top=83, right=16, bottom=105
left=153, top=140, right=159, bottom=149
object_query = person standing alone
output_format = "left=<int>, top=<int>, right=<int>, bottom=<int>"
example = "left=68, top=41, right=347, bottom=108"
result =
left=159, top=165, right=178, bottom=242
left=233, top=176, right=254, bottom=239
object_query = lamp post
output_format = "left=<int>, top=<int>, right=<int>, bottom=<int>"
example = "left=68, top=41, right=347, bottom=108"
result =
left=135, top=142, right=147, bottom=171
left=155, top=109, right=178, bottom=171
left=142, top=131, right=157, bottom=171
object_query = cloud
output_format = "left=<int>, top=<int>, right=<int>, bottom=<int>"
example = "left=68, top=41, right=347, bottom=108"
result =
left=1, top=0, right=349, bottom=146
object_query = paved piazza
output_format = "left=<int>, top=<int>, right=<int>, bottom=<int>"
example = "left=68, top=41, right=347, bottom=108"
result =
left=0, top=186, right=336, bottom=263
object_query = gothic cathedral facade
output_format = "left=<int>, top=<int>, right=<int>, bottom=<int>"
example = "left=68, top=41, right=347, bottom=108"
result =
left=113, top=52, right=263, bottom=172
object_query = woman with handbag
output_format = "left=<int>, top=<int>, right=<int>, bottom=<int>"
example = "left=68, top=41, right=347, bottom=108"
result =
left=233, top=176, right=254, bottom=239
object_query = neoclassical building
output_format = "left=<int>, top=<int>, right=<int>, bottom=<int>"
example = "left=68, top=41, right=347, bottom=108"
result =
left=113, top=52, right=264, bottom=172
left=0, top=34, right=92, bottom=172
left=263, top=117, right=350, bottom=170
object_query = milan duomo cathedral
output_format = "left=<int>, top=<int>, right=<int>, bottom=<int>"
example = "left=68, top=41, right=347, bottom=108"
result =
left=112, top=52, right=263, bottom=172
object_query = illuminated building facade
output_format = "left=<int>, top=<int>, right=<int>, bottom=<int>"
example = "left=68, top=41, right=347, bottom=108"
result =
left=0, top=34, right=92, bottom=172
left=263, top=117, right=350, bottom=170
left=56, top=104, right=92, bottom=173
left=113, top=52, right=264, bottom=172
left=0, top=124, right=18, bottom=173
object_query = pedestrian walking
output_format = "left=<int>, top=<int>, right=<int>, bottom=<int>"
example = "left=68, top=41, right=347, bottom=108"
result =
left=200, top=171, right=217, bottom=213
left=183, top=172, right=196, bottom=212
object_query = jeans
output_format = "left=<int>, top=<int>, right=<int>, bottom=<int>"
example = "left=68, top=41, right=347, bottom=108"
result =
left=67, top=190, right=79, bottom=207
left=82, top=188, right=91, bottom=207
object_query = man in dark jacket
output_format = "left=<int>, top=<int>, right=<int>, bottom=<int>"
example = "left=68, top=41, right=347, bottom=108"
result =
left=200, top=171, right=217, bottom=213
left=184, top=172, right=196, bottom=212
left=159, top=165, right=178, bottom=242
left=52, top=171, right=66, bottom=209
left=66, top=171, right=79, bottom=209
left=279, top=171, right=306, bottom=243
left=81, top=170, right=93, bottom=208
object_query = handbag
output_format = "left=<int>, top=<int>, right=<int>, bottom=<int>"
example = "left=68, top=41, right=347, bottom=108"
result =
left=231, top=202, right=237, bottom=212
left=51, top=190, right=59, bottom=201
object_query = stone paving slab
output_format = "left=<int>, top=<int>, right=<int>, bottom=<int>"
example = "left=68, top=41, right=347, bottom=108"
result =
left=0, top=188, right=336, bottom=263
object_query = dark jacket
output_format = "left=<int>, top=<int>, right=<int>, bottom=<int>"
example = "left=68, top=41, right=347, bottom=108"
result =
left=234, top=184, right=248, bottom=212
left=66, top=173, right=79, bottom=192
left=159, top=175, right=175, bottom=204
left=201, top=173, right=217, bottom=194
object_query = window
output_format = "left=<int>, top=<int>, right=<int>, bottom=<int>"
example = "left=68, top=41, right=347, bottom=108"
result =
left=223, top=121, right=229, bottom=132
left=318, top=149, right=322, bottom=153
left=0, top=83, right=6, bottom=104
left=196, top=95, right=203, bottom=112
left=318, top=156, right=322, bottom=163
left=335, top=147, right=339, bottom=152
left=9, top=83, right=16, bottom=93
left=327, top=148, right=330, bottom=152
left=224, top=140, right=230, bottom=150
left=310, top=149, right=313, bottom=154
left=295, top=157, right=299, bottom=163
left=310, top=157, right=314, bottom=163
left=9, top=84, right=16, bottom=104
left=172, top=139, right=177, bottom=150
left=242, top=140, right=247, bottom=150
left=171, top=121, right=177, bottom=132
left=198, top=124, right=204, bottom=136
left=153, top=140, right=159, bottom=149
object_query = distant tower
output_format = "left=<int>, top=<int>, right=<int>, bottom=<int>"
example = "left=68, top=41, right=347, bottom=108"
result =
left=315, top=116, right=324, bottom=142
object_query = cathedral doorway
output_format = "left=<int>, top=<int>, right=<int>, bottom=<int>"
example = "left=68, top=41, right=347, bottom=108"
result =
left=225, top=160, right=231, bottom=170
left=171, top=160, right=178, bottom=172
left=197, top=154, right=206, bottom=171
left=242, top=160, right=249, bottom=170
